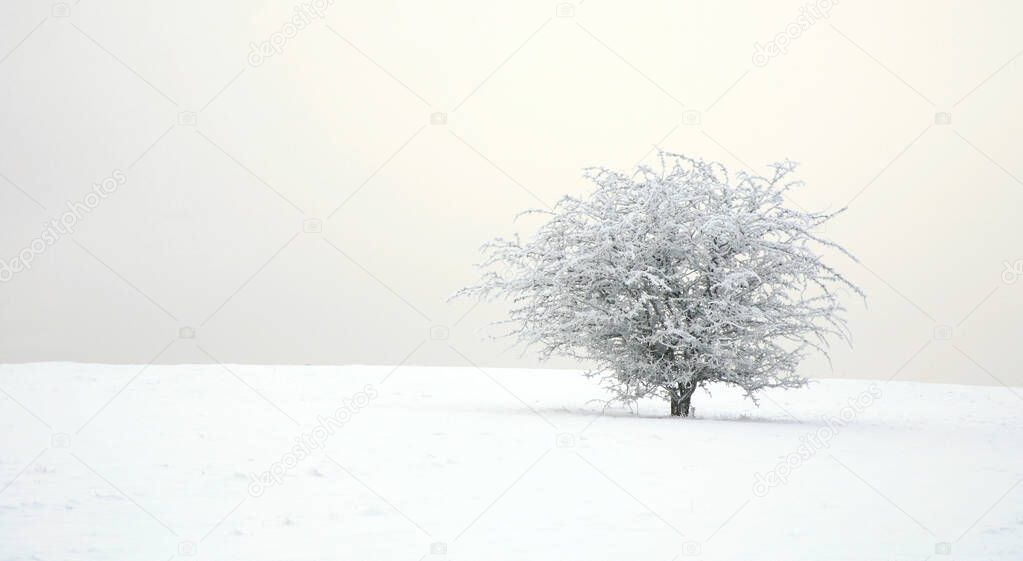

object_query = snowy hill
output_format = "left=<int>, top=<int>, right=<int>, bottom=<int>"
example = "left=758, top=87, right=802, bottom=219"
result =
left=0, top=363, right=1020, bottom=560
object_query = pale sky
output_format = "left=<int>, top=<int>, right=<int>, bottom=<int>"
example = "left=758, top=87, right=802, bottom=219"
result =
left=1, top=0, right=1020, bottom=386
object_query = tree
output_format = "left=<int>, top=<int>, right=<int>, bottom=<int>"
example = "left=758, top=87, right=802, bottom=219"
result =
left=459, top=152, right=863, bottom=416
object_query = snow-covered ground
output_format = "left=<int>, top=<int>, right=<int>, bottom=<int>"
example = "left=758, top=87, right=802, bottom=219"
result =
left=0, top=362, right=1020, bottom=560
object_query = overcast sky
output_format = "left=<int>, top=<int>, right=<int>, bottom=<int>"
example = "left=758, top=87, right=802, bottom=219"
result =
left=0, top=0, right=1020, bottom=386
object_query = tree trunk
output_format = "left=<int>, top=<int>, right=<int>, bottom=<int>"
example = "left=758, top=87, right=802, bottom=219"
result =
left=670, top=383, right=696, bottom=417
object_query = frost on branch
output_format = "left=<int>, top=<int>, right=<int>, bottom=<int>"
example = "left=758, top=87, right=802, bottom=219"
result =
left=458, top=152, right=864, bottom=416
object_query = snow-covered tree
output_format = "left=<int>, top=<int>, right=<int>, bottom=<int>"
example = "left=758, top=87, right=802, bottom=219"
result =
left=459, top=152, right=863, bottom=416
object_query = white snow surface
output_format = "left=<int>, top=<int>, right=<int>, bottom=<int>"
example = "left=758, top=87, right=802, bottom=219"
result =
left=0, top=362, right=1020, bottom=560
